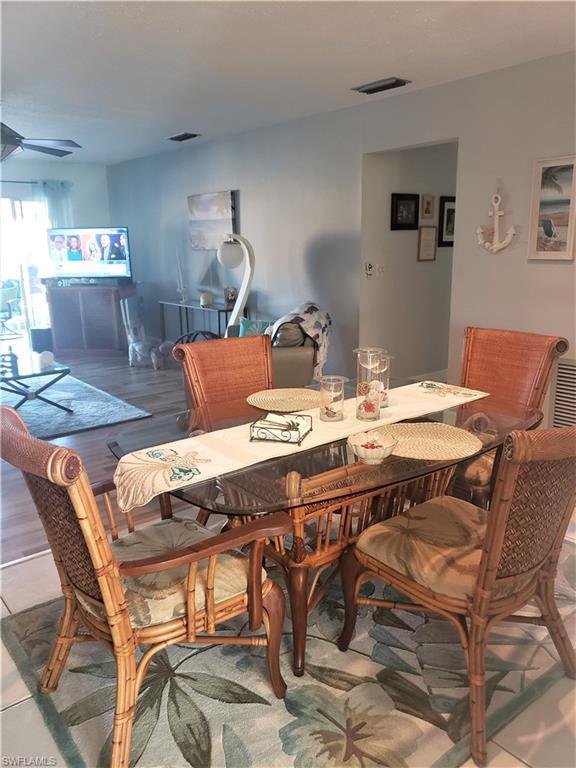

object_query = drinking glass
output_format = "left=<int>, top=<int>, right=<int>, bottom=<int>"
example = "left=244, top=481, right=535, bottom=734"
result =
left=319, top=375, right=347, bottom=421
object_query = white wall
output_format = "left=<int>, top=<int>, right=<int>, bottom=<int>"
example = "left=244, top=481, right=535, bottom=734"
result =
left=1, top=159, right=111, bottom=226
left=361, top=142, right=457, bottom=378
left=107, top=53, right=575, bottom=378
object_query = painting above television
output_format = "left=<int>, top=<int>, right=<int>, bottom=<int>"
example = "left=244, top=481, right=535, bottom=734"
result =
left=43, top=227, right=131, bottom=279
left=187, top=190, right=237, bottom=251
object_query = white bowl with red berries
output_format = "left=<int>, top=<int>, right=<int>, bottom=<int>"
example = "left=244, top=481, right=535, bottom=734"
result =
left=347, top=431, right=398, bottom=464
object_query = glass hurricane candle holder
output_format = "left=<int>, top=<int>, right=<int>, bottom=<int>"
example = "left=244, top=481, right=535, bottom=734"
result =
left=319, top=375, right=347, bottom=421
left=354, top=347, right=389, bottom=420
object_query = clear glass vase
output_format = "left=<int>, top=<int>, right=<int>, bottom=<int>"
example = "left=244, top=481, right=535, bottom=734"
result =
left=354, top=347, right=391, bottom=420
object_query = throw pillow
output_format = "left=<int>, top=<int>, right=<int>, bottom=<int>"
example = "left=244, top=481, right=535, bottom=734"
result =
left=239, top=317, right=272, bottom=337
left=272, top=322, right=306, bottom=347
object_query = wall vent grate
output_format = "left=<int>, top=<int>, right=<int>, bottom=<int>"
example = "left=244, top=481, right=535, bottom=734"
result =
left=552, top=358, right=576, bottom=428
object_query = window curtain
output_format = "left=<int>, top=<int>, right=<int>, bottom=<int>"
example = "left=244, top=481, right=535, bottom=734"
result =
left=32, top=180, right=73, bottom=227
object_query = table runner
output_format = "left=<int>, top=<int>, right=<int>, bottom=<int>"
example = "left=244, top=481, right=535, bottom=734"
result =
left=113, top=382, right=488, bottom=513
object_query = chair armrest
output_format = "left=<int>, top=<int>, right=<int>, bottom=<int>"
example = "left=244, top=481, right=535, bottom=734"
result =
left=117, top=511, right=292, bottom=575
left=119, top=511, right=291, bottom=632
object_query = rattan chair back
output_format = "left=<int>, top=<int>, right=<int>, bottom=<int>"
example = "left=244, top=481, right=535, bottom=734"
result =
left=1, top=406, right=110, bottom=603
left=460, top=326, right=568, bottom=410
left=173, top=334, right=273, bottom=409
left=478, top=427, right=576, bottom=599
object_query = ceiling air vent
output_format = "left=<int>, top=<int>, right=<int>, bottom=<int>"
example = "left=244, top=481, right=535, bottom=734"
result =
left=169, top=132, right=200, bottom=142
left=352, top=77, right=411, bottom=95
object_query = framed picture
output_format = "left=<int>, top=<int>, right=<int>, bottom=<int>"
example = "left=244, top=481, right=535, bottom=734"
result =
left=418, top=226, right=437, bottom=262
left=528, top=156, right=575, bottom=261
left=438, top=196, right=456, bottom=247
left=421, top=194, right=435, bottom=220
left=187, top=190, right=237, bottom=251
left=391, top=193, right=419, bottom=230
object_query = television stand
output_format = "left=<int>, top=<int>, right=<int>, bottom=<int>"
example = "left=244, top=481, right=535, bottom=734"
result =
left=46, top=284, right=136, bottom=354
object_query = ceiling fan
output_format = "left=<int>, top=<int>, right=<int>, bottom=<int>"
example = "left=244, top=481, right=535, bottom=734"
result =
left=1, top=122, right=81, bottom=161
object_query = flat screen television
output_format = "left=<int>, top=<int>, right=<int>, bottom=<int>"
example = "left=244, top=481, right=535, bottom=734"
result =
left=43, top=227, right=132, bottom=280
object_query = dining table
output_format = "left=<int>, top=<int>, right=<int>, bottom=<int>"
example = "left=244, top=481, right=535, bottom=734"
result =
left=108, top=389, right=542, bottom=675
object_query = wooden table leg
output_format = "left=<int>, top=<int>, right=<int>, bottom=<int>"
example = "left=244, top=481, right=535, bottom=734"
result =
left=288, top=564, right=309, bottom=676
left=159, top=493, right=173, bottom=519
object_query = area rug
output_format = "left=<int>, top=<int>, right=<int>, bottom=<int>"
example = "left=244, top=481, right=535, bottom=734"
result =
left=0, top=375, right=150, bottom=439
left=2, top=543, right=574, bottom=768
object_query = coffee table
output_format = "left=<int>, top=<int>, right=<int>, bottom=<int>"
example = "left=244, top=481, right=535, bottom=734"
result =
left=0, top=348, right=73, bottom=413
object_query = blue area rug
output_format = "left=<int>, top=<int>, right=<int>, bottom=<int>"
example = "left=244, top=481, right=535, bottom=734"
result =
left=0, top=374, right=150, bottom=439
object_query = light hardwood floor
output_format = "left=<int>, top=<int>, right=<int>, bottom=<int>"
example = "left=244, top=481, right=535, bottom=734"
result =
left=1, top=353, right=187, bottom=563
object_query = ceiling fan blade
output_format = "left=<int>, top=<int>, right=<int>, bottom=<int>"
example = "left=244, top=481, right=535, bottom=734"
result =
left=21, top=143, right=72, bottom=157
left=24, top=138, right=81, bottom=148
left=0, top=123, right=24, bottom=143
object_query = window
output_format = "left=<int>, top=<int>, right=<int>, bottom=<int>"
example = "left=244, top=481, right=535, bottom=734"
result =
left=0, top=195, right=52, bottom=329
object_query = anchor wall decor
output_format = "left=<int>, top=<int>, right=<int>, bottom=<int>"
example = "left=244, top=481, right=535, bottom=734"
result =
left=476, top=192, right=516, bottom=253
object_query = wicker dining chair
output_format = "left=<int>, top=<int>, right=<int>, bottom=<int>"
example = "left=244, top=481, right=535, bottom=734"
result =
left=0, top=405, right=290, bottom=768
left=453, top=326, right=568, bottom=506
left=172, top=334, right=274, bottom=524
left=338, top=426, right=576, bottom=766
left=173, top=334, right=273, bottom=411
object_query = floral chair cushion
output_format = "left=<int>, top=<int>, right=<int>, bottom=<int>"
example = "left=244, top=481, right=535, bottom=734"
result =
left=78, top=519, right=266, bottom=629
left=356, top=496, right=530, bottom=602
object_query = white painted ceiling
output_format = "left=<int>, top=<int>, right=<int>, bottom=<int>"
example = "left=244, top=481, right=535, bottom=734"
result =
left=2, top=1, right=574, bottom=165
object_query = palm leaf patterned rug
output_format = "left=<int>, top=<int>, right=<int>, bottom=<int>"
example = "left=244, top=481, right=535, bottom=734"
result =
left=2, top=542, right=574, bottom=768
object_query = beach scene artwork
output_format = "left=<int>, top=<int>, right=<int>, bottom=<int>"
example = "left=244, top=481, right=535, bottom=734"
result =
left=188, top=190, right=236, bottom=251
left=529, top=157, right=575, bottom=260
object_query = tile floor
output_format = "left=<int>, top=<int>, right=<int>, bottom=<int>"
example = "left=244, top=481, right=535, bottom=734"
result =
left=1, top=550, right=575, bottom=767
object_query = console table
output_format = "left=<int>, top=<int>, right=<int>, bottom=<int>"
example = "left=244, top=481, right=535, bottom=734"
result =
left=159, top=300, right=237, bottom=339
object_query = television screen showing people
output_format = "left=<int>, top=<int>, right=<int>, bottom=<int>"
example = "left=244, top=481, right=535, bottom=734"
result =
left=44, top=227, right=131, bottom=279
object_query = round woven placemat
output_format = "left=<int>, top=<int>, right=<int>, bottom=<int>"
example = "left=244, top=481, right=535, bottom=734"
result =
left=247, top=388, right=321, bottom=413
left=376, top=422, right=483, bottom=460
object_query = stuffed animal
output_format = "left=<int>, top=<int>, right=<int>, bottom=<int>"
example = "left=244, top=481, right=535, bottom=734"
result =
left=127, top=327, right=174, bottom=370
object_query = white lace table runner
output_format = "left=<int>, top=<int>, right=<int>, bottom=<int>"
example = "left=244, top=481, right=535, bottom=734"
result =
left=113, top=382, right=488, bottom=512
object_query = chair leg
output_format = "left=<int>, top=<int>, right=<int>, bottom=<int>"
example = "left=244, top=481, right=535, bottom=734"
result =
left=195, top=510, right=211, bottom=526
left=337, top=547, right=364, bottom=652
left=536, top=580, right=576, bottom=678
left=262, top=582, right=287, bottom=699
left=468, top=620, right=488, bottom=766
left=288, top=564, right=309, bottom=677
left=39, top=592, right=79, bottom=693
left=110, top=648, right=138, bottom=768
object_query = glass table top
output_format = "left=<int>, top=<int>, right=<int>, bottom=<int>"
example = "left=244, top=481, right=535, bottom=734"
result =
left=0, top=342, right=69, bottom=381
left=108, top=393, right=542, bottom=517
